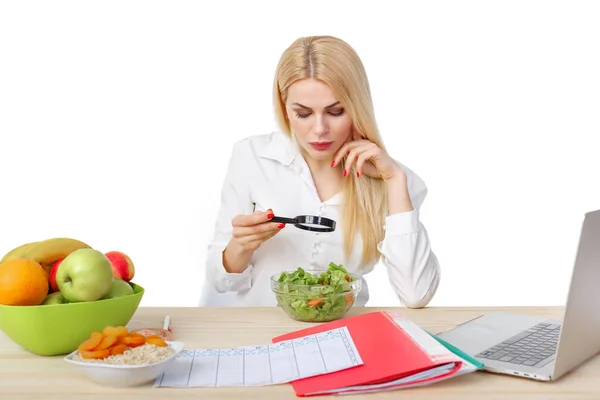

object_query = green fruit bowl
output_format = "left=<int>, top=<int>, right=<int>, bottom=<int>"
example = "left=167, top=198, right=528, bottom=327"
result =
left=0, top=283, right=144, bottom=356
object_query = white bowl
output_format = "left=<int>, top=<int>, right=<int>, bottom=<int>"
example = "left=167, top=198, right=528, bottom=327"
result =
left=64, top=341, right=184, bottom=387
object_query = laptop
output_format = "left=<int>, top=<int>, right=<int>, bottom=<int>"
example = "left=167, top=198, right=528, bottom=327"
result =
left=436, top=208, right=600, bottom=381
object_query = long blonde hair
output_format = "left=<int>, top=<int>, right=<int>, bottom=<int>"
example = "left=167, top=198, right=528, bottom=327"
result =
left=273, top=35, right=388, bottom=268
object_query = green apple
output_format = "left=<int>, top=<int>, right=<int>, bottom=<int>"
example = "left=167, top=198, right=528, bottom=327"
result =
left=42, top=292, right=68, bottom=305
left=56, top=248, right=114, bottom=302
left=102, top=278, right=134, bottom=299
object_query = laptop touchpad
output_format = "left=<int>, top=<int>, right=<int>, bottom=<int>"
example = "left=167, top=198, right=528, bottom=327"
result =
left=437, top=312, right=547, bottom=355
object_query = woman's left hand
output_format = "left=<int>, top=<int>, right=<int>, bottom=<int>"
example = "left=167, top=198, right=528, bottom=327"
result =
left=332, top=130, right=405, bottom=181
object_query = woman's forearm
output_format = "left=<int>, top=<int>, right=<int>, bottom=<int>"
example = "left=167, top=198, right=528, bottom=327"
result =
left=222, top=239, right=254, bottom=273
left=385, top=172, right=414, bottom=215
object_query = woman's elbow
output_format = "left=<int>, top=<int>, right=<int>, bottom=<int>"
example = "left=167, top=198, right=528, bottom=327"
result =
left=399, top=265, right=441, bottom=309
left=402, top=295, right=432, bottom=309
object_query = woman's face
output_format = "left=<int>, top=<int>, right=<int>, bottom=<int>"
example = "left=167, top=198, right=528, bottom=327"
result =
left=285, top=78, right=353, bottom=163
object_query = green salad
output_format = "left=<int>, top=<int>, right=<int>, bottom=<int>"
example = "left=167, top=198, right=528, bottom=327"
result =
left=273, top=262, right=359, bottom=322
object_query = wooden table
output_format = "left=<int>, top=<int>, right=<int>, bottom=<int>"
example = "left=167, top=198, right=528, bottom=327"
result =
left=1, top=306, right=599, bottom=399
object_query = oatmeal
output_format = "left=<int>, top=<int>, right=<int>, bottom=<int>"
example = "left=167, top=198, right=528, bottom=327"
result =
left=73, top=343, right=176, bottom=365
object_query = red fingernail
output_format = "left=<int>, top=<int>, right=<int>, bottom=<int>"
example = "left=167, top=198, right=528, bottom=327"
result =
left=278, top=223, right=285, bottom=228
left=343, top=170, right=347, bottom=177
left=331, top=160, right=335, bottom=167
left=357, top=171, right=360, bottom=177
left=267, top=213, right=274, bottom=219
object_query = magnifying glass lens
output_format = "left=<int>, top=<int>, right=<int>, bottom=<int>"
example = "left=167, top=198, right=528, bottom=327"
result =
left=270, top=215, right=336, bottom=232
left=298, top=222, right=327, bottom=229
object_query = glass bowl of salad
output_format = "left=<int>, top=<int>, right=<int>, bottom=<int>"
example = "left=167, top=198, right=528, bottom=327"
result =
left=270, top=262, right=361, bottom=323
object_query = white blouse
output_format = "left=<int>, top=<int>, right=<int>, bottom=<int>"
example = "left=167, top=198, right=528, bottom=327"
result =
left=201, top=131, right=440, bottom=308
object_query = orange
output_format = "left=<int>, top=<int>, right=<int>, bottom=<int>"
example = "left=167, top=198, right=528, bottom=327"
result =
left=0, top=258, right=49, bottom=306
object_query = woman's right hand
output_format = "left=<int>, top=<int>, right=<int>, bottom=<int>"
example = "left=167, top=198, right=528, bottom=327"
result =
left=222, top=209, right=285, bottom=273
left=231, top=209, right=285, bottom=251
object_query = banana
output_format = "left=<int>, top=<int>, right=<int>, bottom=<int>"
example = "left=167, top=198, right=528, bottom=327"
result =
left=21, top=238, right=92, bottom=267
left=0, top=241, right=39, bottom=264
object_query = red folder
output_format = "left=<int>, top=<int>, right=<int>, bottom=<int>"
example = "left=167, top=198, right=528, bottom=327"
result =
left=272, top=311, right=474, bottom=397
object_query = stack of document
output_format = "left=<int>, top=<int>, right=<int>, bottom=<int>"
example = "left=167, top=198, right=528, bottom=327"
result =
left=272, top=311, right=483, bottom=396
left=154, top=310, right=482, bottom=396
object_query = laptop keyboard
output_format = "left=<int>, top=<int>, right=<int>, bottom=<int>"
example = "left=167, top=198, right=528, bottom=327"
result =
left=476, top=322, right=560, bottom=367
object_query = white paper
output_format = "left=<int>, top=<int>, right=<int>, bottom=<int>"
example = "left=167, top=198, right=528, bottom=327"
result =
left=334, top=362, right=477, bottom=396
left=154, top=326, right=363, bottom=387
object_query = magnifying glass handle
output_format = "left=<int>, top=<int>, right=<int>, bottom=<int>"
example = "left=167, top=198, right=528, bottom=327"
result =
left=270, top=216, right=296, bottom=224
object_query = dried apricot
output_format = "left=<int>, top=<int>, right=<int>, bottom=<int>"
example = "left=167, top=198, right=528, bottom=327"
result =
left=120, top=333, right=146, bottom=347
left=95, top=335, right=118, bottom=351
left=102, top=326, right=129, bottom=338
left=77, top=332, right=103, bottom=353
left=80, top=349, right=110, bottom=359
left=146, top=336, right=167, bottom=347
left=109, top=344, right=128, bottom=356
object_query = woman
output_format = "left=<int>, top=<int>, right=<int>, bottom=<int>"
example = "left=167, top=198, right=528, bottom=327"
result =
left=202, top=35, right=440, bottom=308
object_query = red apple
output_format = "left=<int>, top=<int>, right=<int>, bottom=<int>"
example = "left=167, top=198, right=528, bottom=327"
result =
left=105, top=251, right=135, bottom=281
left=49, top=258, right=64, bottom=292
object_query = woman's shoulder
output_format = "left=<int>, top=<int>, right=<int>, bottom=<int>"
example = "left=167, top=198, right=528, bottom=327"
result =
left=229, top=131, right=296, bottom=164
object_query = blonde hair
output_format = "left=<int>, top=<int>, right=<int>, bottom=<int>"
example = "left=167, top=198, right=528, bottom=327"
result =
left=273, top=35, right=388, bottom=268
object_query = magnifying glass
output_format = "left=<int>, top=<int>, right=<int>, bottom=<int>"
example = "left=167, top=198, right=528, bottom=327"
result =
left=269, top=215, right=336, bottom=232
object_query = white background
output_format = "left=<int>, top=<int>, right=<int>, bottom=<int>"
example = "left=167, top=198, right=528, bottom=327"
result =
left=1, top=1, right=599, bottom=308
